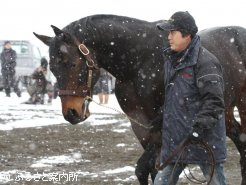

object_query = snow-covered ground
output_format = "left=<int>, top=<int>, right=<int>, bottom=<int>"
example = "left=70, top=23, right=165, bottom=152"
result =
left=0, top=91, right=241, bottom=184
left=0, top=91, right=136, bottom=184
left=0, top=91, right=126, bottom=131
left=0, top=91, right=239, bottom=131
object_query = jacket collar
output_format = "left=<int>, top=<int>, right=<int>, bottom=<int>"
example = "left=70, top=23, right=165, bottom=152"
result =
left=164, top=35, right=201, bottom=70
left=3, top=48, right=12, bottom=52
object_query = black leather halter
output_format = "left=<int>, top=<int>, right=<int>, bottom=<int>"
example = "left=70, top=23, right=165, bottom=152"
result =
left=58, top=43, right=99, bottom=97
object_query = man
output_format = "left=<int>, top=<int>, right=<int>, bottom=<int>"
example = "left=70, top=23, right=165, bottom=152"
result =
left=26, top=57, right=53, bottom=104
left=154, top=11, right=227, bottom=185
left=0, top=41, right=21, bottom=97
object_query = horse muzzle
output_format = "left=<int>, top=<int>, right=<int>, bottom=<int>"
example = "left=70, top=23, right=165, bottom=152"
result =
left=62, top=97, right=91, bottom=125
left=65, top=108, right=84, bottom=124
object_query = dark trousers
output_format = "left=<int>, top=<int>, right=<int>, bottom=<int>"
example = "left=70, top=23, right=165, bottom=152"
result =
left=2, top=71, right=20, bottom=96
left=154, top=163, right=226, bottom=185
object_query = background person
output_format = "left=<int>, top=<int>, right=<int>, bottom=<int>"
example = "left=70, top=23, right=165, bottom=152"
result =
left=0, top=41, right=21, bottom=97
left=26, top=57, right=53, bottom=104
left=94, top=68, right=113, bottom=104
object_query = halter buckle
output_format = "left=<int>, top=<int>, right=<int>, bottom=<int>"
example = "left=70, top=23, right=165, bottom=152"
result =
left=78, top=44, right=90, bottom=55
left=86, top=60, right=95, bottom=68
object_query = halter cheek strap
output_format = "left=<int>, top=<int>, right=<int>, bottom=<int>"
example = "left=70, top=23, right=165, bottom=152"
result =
left=58, top=43, right=99, bottom=97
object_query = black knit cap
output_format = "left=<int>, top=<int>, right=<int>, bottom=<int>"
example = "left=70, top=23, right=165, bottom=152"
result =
left=157, top=11, right=198, bottom=35
left=4, top=41, right=11, bottom=45
left=41, top=57, right=48, bottom=69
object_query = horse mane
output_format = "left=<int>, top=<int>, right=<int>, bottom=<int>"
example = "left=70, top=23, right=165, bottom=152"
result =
left=59, top=14, right=167, bottom=81
left=62, top=14, right=161, bottom=42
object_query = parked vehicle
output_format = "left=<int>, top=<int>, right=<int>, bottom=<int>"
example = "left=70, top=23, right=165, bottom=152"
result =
left=0, top=40, right=42, bottom=91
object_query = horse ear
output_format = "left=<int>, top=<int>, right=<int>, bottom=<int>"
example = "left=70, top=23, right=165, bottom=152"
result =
left=50, top=25, right=72, bottom=43
left=33, top=32, right=52, bottom=46
left=51, top=25, right=63, bottom=36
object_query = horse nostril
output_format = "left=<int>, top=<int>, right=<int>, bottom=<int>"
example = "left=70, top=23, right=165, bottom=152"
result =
left=67, top=108, right=79, bottom=118
left=66, top=109, right=80, bottom=124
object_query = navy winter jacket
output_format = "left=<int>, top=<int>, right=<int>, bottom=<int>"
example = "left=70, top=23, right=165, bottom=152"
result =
left=0, top=48, right=17, bottom=74
left=160, top=35, right=227, bottom=164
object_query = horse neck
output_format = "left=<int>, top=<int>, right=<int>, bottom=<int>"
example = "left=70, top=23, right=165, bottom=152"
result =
left=71, top=15, right=164, bottom=81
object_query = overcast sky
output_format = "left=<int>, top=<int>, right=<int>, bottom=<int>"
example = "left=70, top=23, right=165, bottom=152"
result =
left=0, top=0, right=246, bottom=56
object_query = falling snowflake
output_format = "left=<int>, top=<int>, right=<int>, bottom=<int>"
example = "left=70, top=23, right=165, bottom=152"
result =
left=230, top=38, right=235, bottom=43
left=239, top=133, right=246, bottom=142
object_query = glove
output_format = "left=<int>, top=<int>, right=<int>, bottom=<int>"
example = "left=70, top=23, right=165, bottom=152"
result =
left=188, top=124, right=203, bottom=144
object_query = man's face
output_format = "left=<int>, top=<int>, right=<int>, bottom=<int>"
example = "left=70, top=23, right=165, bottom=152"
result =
left=4, top=43, right=11, bottom=49
left=168, top=31, right=191, bottom=52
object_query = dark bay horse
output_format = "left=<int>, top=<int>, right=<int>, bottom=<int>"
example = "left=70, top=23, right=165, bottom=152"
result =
left=34, top=14, right=246, bottom=184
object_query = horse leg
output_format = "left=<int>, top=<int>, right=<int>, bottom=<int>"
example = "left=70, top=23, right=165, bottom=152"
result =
left=134, top=128, right=162, bottom=184
left=236, top=92, right=246, bottom=185
left=240, top=145, right=246, bottom=185
left=225, top=106, right=244, bottom=184
left=226, top=87, right=246, bottom=185
left=225, top=107, right=240, bottom=144
left=115, top=84, right=152, bottom=184
left=115, top=81, right=162, bottom=184
left=135, top=143, right=158, bottom=185
left=130, top=115, right=160, bottom=185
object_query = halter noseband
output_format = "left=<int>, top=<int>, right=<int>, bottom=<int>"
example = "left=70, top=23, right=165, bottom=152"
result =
left=58, top=43, right=99, bottom=97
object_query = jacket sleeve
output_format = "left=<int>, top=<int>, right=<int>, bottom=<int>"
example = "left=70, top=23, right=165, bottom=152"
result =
left=194, top=54, right=225, bottom=130
left=0, top=52, right=3, bottom=62
left=1, top=52, right=5, bottom=65
left=10, top=50, right=17, bottom=68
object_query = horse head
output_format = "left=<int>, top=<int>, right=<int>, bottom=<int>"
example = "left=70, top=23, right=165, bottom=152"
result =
left=34, top=25, right=100, bottom=124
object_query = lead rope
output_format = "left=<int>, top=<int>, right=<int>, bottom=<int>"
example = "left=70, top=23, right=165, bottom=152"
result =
left=86, top=94, right=215, bottom=184
left=168, top=141, right=215, bottom=185
left=85, top=96, right=153, bottom=129
left=77, top=43, right=152, bottom=130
